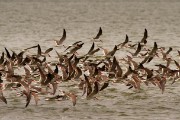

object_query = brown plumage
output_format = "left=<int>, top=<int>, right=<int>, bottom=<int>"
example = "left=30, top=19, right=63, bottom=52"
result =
left=87, top=81, right=99, bottom=99
left=23, top=90, right=32, bottom=108
left=66, top=92, right=77, bottom=106
left=84, top=74, right=92, bottom=97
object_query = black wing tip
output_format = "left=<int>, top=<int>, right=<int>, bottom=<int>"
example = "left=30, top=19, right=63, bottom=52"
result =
left=63, top=28, right=66, bottom=33
left=99, top=27, right=102, bottom=32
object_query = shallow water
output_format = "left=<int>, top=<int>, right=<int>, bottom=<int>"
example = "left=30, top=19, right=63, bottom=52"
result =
left=0, top=0, right=180, bottom=120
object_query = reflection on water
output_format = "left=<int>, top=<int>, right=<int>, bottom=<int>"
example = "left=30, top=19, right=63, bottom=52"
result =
left=0, top=0, right=180, bottom=120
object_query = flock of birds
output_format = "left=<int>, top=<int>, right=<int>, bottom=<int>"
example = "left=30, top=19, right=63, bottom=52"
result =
left=0, top=27, right=180, bottom=107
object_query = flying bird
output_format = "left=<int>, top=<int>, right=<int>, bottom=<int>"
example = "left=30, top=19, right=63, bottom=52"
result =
left=117, top=34, right=131, bottom=48
left=132, top=42, right=142, bottom=56
left=141, top=28, right=148, bottom=44
left=93, top=27, right=102, bottom=42
left=54, top=29, right=66, bottom=46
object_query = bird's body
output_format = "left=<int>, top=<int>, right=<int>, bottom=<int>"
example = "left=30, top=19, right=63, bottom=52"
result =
left=55, top=29, right=66, bottom=46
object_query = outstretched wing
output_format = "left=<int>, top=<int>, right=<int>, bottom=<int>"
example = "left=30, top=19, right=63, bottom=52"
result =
left=59, top=29, right=66, bottom=45
left=93, top=27, right=102, bottom=39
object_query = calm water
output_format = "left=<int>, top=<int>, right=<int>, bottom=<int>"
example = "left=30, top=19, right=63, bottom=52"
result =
left=0, top=0, right=180, bottom=120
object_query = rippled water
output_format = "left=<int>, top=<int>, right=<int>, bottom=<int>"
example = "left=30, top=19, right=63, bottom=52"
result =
left=0, top=0, right=180, bottom=120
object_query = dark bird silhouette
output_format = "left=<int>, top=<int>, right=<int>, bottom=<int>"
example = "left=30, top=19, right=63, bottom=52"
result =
left=23, top=90, right=32, bottom=108
left=161, top=47, right=173, bottom=59
left=55, top=29, right=66, bottom=46
left=99, top=82, right=109, bottom=91
left=23, top=45, right=38, bottom=51
left=93, top=27, right=102, bottom=41
left=140, top=42, right=158, bottom=64
left=64, top=41, right=82, bottom=52
left=140, top=28, right=148, bottom=44
left=4, top=47, right=11, bottom=59
left=0, top=52, right=4, bottom=65
left=86, top=42, right=95, bottom=55
left=132, top=42, right=142, bottom=56
left=117, top=34, right=131, bottom=47
left=37, top=44, right=53, bottom=57
left=106, top=45, right=118, bottom=58
left=174, top=60, right=180, bottom=69
left=0, top=90, right=7, bottom=104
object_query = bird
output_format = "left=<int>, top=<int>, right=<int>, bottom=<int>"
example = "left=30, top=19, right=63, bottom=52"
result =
left=93, top=27, right=103, bottom=42
left=99, top=82, right=109, bottom=91
left=65, top=92, right=77, bottom=106
left=66, top=42, right=84, bottom=54
left=0, top=89, right=7, bottom=104
left=106, top=45, right=118, bottom=58
left=129, top=42, right=142, bottom=56
left=37, top=44, right=53, bottom=57
left=22, top=90, right=32, bottom=107
left=87, top=81, right=99, bottom=99
left=64, top=41, right=82, bottom=52
left=85, top=42, right=100, bottom=56
left=122, top=66, right=137, bottom=79
left=137, top=63, right=153, bottom=79
left=140, top=42, right=158, bottom=64
left=140, top=28, right=148, bottom=44
left=54, top=29, right=66, bottom=46
left=117, top=34, right=131, bottom=48
left=0, top=27, right=177, bottom=108
left=161, top=47, right=173, bottom=60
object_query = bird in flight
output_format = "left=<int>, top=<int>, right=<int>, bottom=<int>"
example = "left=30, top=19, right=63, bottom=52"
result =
left=54, top=29, right=66, bottom=46
left=93, top=27, right=102, bottom=42
left=140, top=28, right=148, bottom=44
